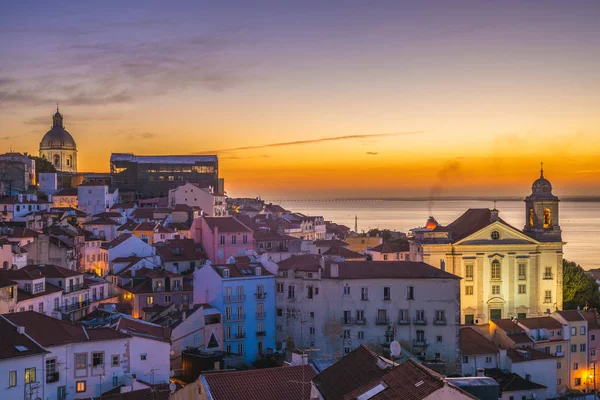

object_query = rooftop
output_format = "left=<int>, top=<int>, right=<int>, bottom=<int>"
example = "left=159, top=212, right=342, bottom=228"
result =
left=460, top=327, right=499, bottom=355
left=0, top=315, right=48, bottom=360
left=556, top=310, right=586, bottom=322
left=516, top=316, right=563, bottom=330
left=433, top=208, right=521, bottom=242
left=110, top=153, right=218, bottom=164
left=203, top=217, right=253, bottom=233
left=277, top=254, right=323, bottom=272
left=506, top=347, right=557, bottom=363
left=323, top=261, right=461, bottom=280
left=369, top=241, right=410, bottom=253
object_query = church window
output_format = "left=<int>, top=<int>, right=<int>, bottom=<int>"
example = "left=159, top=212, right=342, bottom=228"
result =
left=54, top=154, right=60, bottom=167
left=518, top=284, right=526, bottom=294
left=491, top=260, right=501, bottom=280
left=491, top=231, right=500, bottom=240
left=529, top=208, right=534, bottom=227
left=66, top=156, right=71, bottom=166
left=465, top=286, right=473, bottom=295
left=465, top=264, right=473, bottom=281
left=518, top=263, right=526, bottom=280
left=491, top=285, right=500, bottom=295
left=543, top=208, right=551, bottom=228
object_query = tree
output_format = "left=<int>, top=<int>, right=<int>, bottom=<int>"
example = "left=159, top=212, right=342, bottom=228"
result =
left=29, top=156, right=56, bottom=184
left=563, top=259, right=600, bottom=310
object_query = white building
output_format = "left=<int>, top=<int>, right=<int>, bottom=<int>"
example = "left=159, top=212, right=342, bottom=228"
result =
left=0, top=194, right=52, bottom=222
left=272, top=256, right=462, bottom=374
left=77, top=183, right=118, bottom=216
left=168, top=182, right=226, bottom=217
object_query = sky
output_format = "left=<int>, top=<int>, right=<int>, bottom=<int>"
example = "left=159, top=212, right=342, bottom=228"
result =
left=1, top=0, right=599, bottom=199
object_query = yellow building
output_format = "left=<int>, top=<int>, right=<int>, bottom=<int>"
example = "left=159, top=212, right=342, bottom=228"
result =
left=553, top=310, right=590, bottom=392
left=345, top=236, right=382, bottom=253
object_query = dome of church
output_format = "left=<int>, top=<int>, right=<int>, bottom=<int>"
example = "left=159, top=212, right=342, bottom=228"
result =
left=527, top=164, right=558, bottom=201
left=39, top=110, right=77, bottom=150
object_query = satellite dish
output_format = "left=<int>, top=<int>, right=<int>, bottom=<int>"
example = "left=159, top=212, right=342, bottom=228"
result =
left=169, top=382, right=177, bottom=393
left=170, top=351, right=175, bottom=356
left=390, top=341, right=402, bottom=357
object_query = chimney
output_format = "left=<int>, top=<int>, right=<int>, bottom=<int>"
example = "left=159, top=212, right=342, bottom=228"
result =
left=330, top=263, right=339, bottom=278
left=182, top=311, right=187, bottom=321
left=18, top=194, right=23, bottom=203
left=476, top=368, right=485, bottom=377
left=16, top=326, right=25, bottom=334
left=490, top=209, right=499, bottom=222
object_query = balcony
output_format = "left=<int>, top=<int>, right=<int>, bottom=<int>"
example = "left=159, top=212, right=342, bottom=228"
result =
left=256, top=312, right=266, bottom=319
left=519, top=275, right=526, bottom=280
left=46, top=371, right=59, bottom=384
left=256, top=331, right=266, bottom=337
left=555, top=351, right=564, bottom=357
left=413, top=317, right=427, bottom=325
left=433, top=318, right=447, bottom=326
left=255, top=292, right=267, bottom=300
left=341, top=317, right=355, bottom=325
left=225, top=313, right=246, bottom=322
left=65, top=283, right=85, bottom=293
left=543, top=298, right=552, bottom=304
left=355, top=319, right=367, bottom=325
left=56, top=300, right=90, bottom=313
left=413, top=339, right=429, bottom=347
left=465, top=276, right=473, bottom=281
left=397, top=318, right=410, bottom=325
left=375, top=317, right=390, bottom=325
left=543, top=273, right=554, bottom=280
left=234, top=333, right=246, bottom=339
left=224, top=295, right=246, bottom=303
left=153, top=286, right=165, bottom=292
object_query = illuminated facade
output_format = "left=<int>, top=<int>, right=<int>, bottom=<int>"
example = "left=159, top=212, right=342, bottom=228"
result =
left=411, top=170, right=563, bottom=325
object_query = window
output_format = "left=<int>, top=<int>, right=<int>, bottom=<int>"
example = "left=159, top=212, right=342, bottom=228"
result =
left=491, top=231, right=500, bottom=240
left=220, top=235, right=225, bottom=245
left=491, top=285, right=500, bottom=295
left=571, top=344, right=577, bottom=352
left=38, top=302, right=44, bottom=313
left=237, top=343, right=244, bottom=355
left=307, top=286, right=314, bottom=299
left=288, top=285, right=295, bottom=299
left=581, top=344, right=586, bottom=352
left=356, top=310, right=365, bottom=322
left=112, top=355, right=120, bottom=367
left=435, top=310, right=445, bottom=323
left=309, top=311, right=315, bottom=318
left=276, top=283, right=284, bottom=293
left=485, top=356, right=493, bottom=364
left=544, top=266, right=553, bottom=279
left=379, top=286, right=391, bottom=301
left=465, top=286, right=473, bottom=295
left=343, top=286, right=350, bottom=295
left=557, top=378, right=562, bottom=386
left=276, top=308, right=283, bottom=317
left=592, top=349, right=596, bottom=356
left=140, top=353, right=147, bottom=361
left=518, top=285, right=526, bottom=294
left=57, top=386, right=66, bottom=400
left=557, top=361, right=561, bottom=369
left=75, top=353, right=87, bottom=372
left=9, top=371, right=16, bottom=387
left=358, top=331, right=364, bottom=339
left=231, top=235, right=237, bottom=245
left=574, top=378, right=581, bottom=386
left=407, top=286, right=414, bottom=300
left=164, top=295, right=171, bottom=302
left=463, top=264, right=474, bottom=281
left=463, top=356, right=469, bottom=364
left=76, top=381, right=86, bottom=393
left=491, top=260, right=501, bottom=280
left=258, top=341, right=264, bottom=354
left=592, top=334, right=596, bottom=341
left=361, top=287, right=369, bottom=300
left=243, top=235, right=248, bottom=244
left=34, top=282, right=44, bottom=293
left=518, top=263, right=526, bottom=279
left=309, top=327, right=316, bottom=335
left=92, top=352, right=104, bottom=367
left=544, top=290, right=552, bottom=303
left=222, top=269, right=230, bottom=278
left=344, top=347, right=351, bottom=355
left=581, top=326, right=586, bottom=335
left=571, top=327, right=577, bottom=336
left=343, top=329, right=351, bottom=339
left=25, top=283, right=31, bottom=292
left=25, top=367, right=36, bottom=384
left=574, top=362, right=579, bottom=370
left=146, top=296, right=154, bottom=305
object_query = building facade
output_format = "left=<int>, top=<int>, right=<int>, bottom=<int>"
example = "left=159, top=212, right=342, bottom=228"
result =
left=39, top=108, right=78, bottom=173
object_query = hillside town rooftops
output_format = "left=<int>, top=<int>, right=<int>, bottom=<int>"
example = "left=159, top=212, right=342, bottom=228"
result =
left=516, top=316, right=563, bottom=330
left=556, top=310, right=586, bottom=322
left=369, top=241, right=410, bottom=253
left=277, top=254, right=323, bottom=272
left=0, top=315, right=49, bottom=360
left=506, top=347, right=557, bottom=363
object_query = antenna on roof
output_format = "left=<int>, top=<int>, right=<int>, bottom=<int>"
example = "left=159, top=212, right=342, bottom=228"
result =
left=540, top=162, right=544, bottom=178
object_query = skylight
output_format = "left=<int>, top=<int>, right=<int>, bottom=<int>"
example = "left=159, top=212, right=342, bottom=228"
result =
left=14, top=345, right=29, bottom=352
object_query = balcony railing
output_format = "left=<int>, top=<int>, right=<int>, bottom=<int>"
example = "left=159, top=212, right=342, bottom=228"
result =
left=375, top=317, right=390, bottom=325
left=555, top=351, right=564, bottom=357
left=234, top=333, right=246, bottom=339
left=341, top=317, right=355, bottom=325
left=355, top=319, right=367, bottom=325
left=543, top=298, right=553, bottom=304
left=433, top=318, right=447, bottom=326
left=519, top=275, right=526, bottom=280
left=465, top=276, right=473, bottom=281
left=65, top=283, right=85, bottom=293
left=154, top=286, right=164, bottom=292
left=256, top=331, right=266, bottom=337
left=46, top=372, right=59, bottom=383
left=255, top=292, right=267, bottom=300
left=225, top=313, right=246, bottom=322
left=413, top=339, right=429, bottom=347
left=397, top=318, right=410, bottom=325
left=56, top=300, right=90, bottom=313
left=543, top=273, right=554, bottom=280
left=256, top=312, right=266, bottom=319
left=413, top=317, right=427, bottom=325
left=224, top=295, right=246, bottom=303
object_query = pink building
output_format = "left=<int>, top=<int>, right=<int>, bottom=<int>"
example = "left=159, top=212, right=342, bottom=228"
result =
left=200, top=217, right=254, bottom=264
left=582, top=310, right=600, bottom=391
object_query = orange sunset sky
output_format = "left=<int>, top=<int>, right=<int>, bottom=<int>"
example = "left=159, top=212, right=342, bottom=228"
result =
left=1, top=1, right=599, bottom=199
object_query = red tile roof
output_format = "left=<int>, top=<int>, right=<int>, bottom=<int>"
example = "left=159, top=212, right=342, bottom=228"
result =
left=556, top=310, right=586, bottom=322
left=460, top=327, right=499, bottom=355
left=53, top=188, right=78, bottom=196
left=0, top=315, right=48, bottom=360
left=323, top=261, right=460, bottom=280
left=277, top=254, right=323, bottom=272
left=202, top=365, right=316, bottom=400
left=115, top=317, right=171, bottom=342
left=491, top=319, right=526, bottom=334
left=154, top=238, right=204, bottom=262
left=131, top=208, right=156, bottom=220
left=322, top=246, right=366, bottom=259
left=3, top=264, right=81, bottom=279
left=213, top=263, right=274, bottom=278
left=581, top=310, right=600, bottom=330
left=314, top=239, right=349, bottom=247
left=82, top=216, right=120, bottom=226
left=104, top=233, right=135, bottom=249
left=8, top=227, right=40, bottom=238
left=516, top=317, right=563, bottom=330
left=370, top=242, right=409, bottom=253
left=3, top=311, right=129, bottom=347
left=506, top=347, right=557, bottom=363
left=203, top=217, right=252, bottom=233
left=434, top=209, right=520, bottom=242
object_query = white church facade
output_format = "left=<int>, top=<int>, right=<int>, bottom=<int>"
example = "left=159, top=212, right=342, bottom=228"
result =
left=410, top=168, right=563, bottom=325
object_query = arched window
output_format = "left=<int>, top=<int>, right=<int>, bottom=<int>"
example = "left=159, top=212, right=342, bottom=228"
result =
left=529, top=208, right=534, bottom=227
left=543, top=208, right=551, bottom=228
left=66, top=155, right=71, bottom=166
left=491, top=260, right=501, bottom=281
left=41, top=154, right=46, bottom=160
left=53, top=154, right=60, bottom=167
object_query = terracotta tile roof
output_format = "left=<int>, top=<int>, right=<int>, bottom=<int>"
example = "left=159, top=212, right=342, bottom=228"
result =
left=0, top=315, right=48, bottom=360
left=312, top=344, right=392, bottom=399
left=53, top=188, right=78, bottom=196
left=556, top=310, right=586, bottom=322
left=154, top=224, right=174, bottom=234
left=16, top=283, right=63, bottom=301
left=277, top=254, right=323, bottom=272
left=82, top=216, right=120, bottom=226
left=484, top=369, right=547, bottom=392
left=322, top=246, right=366, bottom=259
left=460, top=327, right=499, bottom=355
left=115, top=317, right=171, bottom=342
left=89, top=384, right=171, bottom=400
left=173, top=204, right=194, bottom=212
left=517, top=317, right=563, bottom=330
left=104, top=233, right=134, bottom=249
left=203, top=217, right=252, bottom=233
left=202, top=364, right=316, bottom=400
left=134, top=221, right=158, bottom=232
left=369, top=242, right=409, bottom=253
left=0, top=196, right=51, bottom=204
left=323, top=261, right=461, bottom=280
left=434, top=209, right=520, bottom=242
left=506, top=347, right=557, bottom=363
left=131, top=208, right=156, bottom=220
left=112, top=256, right=143, bottom=264
left=213, top=263, right=274, bottom=278
left=3, top=264, right=81, bottom=279
left=169, top=222, right=191, bottom=231
left=154, top=238, right=204, bottom=262
left=3, top=311, right=129, bottom=347
left=581, top=310, right=600, bottom=330
left=117, top=219, right=138, bottom=231
left=93, top=212, right=123, bottom=218
left=264, top=203, right=288, bottom=213
left=492, top=319, right=526, bottom=334
left=8, top=227, right=40, bottom=238
left=0, top=274, right=18, bottom=289
left=314, top=239, right=349, bottom=247
left=111, top=203, right=136, bottom=210
left=508, top=333, right=534, bottom=345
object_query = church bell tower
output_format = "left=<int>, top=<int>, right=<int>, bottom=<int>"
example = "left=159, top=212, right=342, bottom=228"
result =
left=523, top=163, right=562, bottom=242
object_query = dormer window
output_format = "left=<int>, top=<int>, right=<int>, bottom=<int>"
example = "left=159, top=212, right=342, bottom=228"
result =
left=223, top=268, right=230, bottom=278
left=255, top=267, right=262, bottom=276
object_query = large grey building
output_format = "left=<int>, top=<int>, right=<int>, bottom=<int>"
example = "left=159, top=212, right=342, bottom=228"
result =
left=110, top=153, right=221, bottom=200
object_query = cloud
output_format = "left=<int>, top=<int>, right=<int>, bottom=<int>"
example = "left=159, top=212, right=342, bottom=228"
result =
left=220, top=154, right=271, bottom=160
left=198, top=131, right=424, bottom=153
left=366, top=152, right=378, bottom=155
left=0, top=136, right=17, bottom=140
left=575, top=170, right=600, bottom=174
